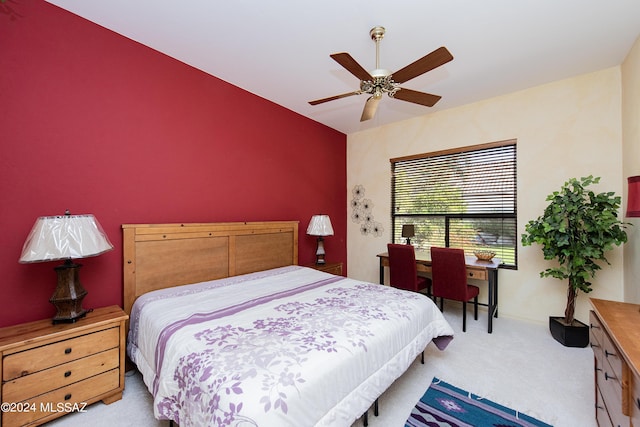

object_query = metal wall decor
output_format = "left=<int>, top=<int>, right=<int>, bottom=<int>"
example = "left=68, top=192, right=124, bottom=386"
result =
left=351, top=185, right=384, bottom=237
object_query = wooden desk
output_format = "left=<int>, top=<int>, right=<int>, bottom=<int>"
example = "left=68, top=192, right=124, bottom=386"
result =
left=377, top=251, right=501, bottom=333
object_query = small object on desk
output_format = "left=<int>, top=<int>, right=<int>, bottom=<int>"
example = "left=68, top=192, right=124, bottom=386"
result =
left=473, top=249, right=496, bottom=261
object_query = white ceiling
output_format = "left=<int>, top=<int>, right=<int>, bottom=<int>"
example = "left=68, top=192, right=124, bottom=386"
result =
left=46, top=0, right=640, bottom=135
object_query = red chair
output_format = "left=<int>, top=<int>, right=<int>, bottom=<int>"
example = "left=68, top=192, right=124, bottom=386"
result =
left=387, top=244, right=431, bottom=296
left=430, top=246, right=479, bottom=332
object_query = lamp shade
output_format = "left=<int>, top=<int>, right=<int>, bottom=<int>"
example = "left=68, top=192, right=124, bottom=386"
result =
left=19, top=214, right=113, bottom=263
left=401, top=224, right=415, bottom=238
left=627, top=176, right=640, bottom=217
left=306, top=215, right=334, bottom=236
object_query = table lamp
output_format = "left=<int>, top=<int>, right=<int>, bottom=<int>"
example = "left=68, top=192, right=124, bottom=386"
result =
left=402, top=224, right=415, bottom=245
left=307, top=214, right=334, bottom=265
left=19, top=211, right=113, bottom=323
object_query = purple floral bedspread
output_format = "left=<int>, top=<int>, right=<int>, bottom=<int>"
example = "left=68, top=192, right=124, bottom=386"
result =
left=128, top=266, right=454, bottom=426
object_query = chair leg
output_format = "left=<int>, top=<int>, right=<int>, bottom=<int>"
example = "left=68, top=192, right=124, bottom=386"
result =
left=474, top=295, right=478, bottom=320
left=462, top=301, right=467, bottom=332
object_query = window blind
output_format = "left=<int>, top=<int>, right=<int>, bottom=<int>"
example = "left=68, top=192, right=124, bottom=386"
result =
left=391, top=140, right=517, bottom=267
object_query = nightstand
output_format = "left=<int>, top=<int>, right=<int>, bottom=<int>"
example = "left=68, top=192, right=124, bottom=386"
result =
left=0, top=306, right=128, bottom=427
left=307, top=261, right=343, bottom=276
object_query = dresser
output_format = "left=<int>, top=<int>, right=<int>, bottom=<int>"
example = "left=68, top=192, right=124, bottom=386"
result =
left=0, top=306, right=128, bottom=427
left=589, top=298, right=640, bottom=427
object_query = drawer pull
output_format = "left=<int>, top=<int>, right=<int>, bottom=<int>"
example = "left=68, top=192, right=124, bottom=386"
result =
left=604, top=372, right=615, bottom=381
left=636, top=398, right=640, bottom=410
left=64, top=393, right=72, bottom=401
left=469, top=272, right=474, bottom=277
left=604, top=349, right=617, bottom=358
left=590, top=343, right=600, bottom=349
left=64, top=348, right=72, bottom=354
left=64, top=371, right=72, bottom=377
left=590, top=323, right=600, bottom=329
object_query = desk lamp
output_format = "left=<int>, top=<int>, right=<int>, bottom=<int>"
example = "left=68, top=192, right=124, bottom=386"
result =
left=19, top=211, right=113, bottom=323
left=402, top=224, right=415, bottom=245
left=307, top=215, right=334, bottom=265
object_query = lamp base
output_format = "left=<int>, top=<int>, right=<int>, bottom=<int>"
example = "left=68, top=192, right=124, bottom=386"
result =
left=315, top=237, right=326, bottom=265
left=51, top=260, right=88, bottom=324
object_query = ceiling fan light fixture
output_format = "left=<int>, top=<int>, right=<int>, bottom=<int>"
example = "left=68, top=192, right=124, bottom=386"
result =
left=370, top=68, right=391, bottom=78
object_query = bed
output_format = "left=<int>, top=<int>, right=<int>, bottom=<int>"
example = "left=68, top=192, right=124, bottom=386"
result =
left=122, top=221, right=454, bottom=427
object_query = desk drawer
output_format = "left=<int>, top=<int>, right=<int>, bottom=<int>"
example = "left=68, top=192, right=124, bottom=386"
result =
left=3, top=327, right=119, bottom=381
left=466, top=269, right=487, bottom=281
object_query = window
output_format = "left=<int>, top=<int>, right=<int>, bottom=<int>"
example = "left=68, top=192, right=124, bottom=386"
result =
left=391, top=140, right=517, bottom=268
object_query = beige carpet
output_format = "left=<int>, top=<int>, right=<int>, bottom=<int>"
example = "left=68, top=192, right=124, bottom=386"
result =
left=46, top=303, right=596, bottom=427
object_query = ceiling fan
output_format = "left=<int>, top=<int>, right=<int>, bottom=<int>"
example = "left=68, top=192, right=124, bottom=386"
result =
left=309, top=26, right=453, bottom=122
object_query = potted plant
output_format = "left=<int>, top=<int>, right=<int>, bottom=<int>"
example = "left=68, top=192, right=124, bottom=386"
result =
left=521, top=176, right=628, bottom=347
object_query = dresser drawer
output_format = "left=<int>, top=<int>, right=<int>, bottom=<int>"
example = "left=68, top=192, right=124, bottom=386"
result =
left=632, top=372, right=640, bottom=427
left=589, top=310, right=604, bottom=349
left=2, top=326, right=119, bottom=381
left=2, top=347, right=119, bottom=402
left=602, top=331, right=624, bottom=383
left=1, top=368, right=120, bottom=427
left=596, top=386, right=613, bottom=427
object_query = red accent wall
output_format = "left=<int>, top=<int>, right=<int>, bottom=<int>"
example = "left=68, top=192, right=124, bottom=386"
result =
left=0, top=2, right=346, bottom=327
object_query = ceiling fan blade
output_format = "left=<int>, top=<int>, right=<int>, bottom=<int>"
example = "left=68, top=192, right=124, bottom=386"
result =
left=392, top=47, right=453, bottom=84
left=360, top=96, right=381, bottom=121
left=330, top=52, right=374, bottom=82
left=392, top=88, right=442, bottom=107
left=309, top=91, right=361, bottom=105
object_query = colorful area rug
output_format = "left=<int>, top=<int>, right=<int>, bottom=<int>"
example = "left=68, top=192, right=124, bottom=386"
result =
left=406, top=377, right=552, bottom=427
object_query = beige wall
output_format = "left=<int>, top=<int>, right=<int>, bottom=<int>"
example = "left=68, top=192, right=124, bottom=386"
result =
left=622, top=35, right=640, bottom=304
left=347, top=66, right=625, bottom=325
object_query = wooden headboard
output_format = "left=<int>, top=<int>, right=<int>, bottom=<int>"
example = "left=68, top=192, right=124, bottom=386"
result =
left=121, top=221, right=299, bottom=316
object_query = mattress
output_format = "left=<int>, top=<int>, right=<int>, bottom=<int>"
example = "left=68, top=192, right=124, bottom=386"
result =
left=128, top=265, right=454, bottom=427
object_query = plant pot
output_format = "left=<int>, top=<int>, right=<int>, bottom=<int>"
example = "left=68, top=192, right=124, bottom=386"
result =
left=549, top=316, right=589, bottom=348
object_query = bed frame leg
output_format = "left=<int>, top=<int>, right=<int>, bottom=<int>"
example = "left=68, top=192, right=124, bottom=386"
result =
left=374, top=398, right=379, bottom=416
left=169, top=422, right=174, bottom=427
left=363, top=410, right=368, bottom=426
left=421, top=350, right=425, bottom=364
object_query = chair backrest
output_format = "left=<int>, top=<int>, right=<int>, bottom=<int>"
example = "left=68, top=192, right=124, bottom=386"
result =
left=430, top=246, right=469, bottom=300
left=387, top=243, right=419, bottom=291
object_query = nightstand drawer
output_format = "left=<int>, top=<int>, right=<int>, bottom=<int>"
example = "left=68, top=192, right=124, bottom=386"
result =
left=2, top=368, right=120, bottom=427
left=3, top=347, right=119, bottom=402
left=307, top=262, right=343, bottom=276
left=3, top=326, right=119, bottom=381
